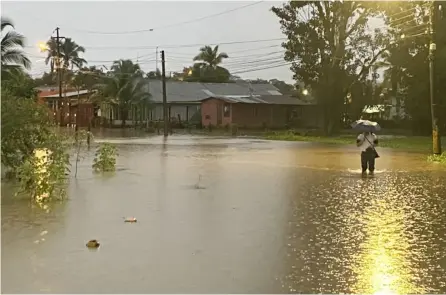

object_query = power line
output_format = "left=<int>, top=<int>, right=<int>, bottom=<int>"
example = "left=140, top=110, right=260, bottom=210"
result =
left=39, top=1, right=265, bottom=35
left=384, top=2, right=429, bottom=19
left=230, top=62, right=292, bottom=75
left=162, top=44, right=282, bottom=56
left=23, top=37, right=286, bottom=51
left=30, top=57, right=292, bottom=79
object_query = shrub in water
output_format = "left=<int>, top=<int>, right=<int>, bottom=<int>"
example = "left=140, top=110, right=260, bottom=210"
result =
left=92, top=143, right=117, bottom=172
left=427, top=152, right=446, bottom=164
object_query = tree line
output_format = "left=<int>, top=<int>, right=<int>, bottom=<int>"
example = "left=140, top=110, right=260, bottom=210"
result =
left=3, top=1, right=446, bottom=137
left=272, top=1, right=446, bottom=135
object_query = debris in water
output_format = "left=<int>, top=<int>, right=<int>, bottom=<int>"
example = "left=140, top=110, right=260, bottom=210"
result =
left=40, top=230, right=48, bottom=236
left=86, top=240, right=100, bottom=248
left=124, top=217, right=137, bottom=223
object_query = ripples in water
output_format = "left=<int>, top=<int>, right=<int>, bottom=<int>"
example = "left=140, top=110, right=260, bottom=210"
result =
left=280, top=171, right=446, bottom=294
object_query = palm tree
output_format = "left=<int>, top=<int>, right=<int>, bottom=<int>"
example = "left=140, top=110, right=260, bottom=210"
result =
left=1, top=18, right=31, bottom=78
left=44, top=38, right=86, bottom=73
left=193, top=45, right=228, bottom=69
left=44, top=39, right=59, bottom=74
left=61, top=38, right=86, bottom=70
left=99, top=60, right=150, bottom=127
left=111, top=59, right=143, bottom=78
left=192, top=45, right=230, bottom=83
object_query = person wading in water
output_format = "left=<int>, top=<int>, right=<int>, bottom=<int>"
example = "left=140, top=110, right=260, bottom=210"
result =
left=356, top=131, right=379, bottom=176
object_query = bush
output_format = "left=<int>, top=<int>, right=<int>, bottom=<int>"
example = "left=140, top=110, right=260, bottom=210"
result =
left=427, top=152, right=446, bottom=164
left=1, top=92, right=71, bottom=201
left=92, top=143, right=117, bottom=172
left=16, top=136, right=70, bottom=202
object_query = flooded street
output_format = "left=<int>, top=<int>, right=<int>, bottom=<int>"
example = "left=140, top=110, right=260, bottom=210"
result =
left=2, top=135, right=446, bottom=293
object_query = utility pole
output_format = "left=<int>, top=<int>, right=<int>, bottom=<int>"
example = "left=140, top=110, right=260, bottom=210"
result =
left=429, top=1, right=442, bottom=154
left=161, top=50, right=168, bottom=137
left=156, top=47, right=159, bottom=74
left=54, top=27, right=64, bottom=127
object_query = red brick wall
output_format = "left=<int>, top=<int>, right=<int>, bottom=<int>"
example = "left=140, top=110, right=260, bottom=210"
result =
left=201, top=98, right=232, bottom=127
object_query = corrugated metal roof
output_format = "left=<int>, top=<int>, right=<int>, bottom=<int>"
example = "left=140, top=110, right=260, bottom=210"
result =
left=43, top=90, right=90, bottom=98
left=205, top=95, right=312, bottom=106
left=146, top=80, right=282, bottom=103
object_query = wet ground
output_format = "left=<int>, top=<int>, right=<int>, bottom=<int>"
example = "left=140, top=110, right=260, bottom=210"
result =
left=2, top=135, right=446, bottom=293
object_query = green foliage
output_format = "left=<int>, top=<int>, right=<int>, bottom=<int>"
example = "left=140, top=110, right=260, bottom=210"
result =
left=16, top=134, right=70, bottom=202
left=1, top=92, right=51, bottom=170
left=33, top=72, right=56, bottom=86
left=265, top=132, right=446, bottom=152
left=1, top=70, right=38, bottom=98
left=184, top=45, right=230, bottom=83
left=97, top=59, right=151, bottom=126
left=427, top=152, right=446, bottom=164
left=1, top=92, right=71, bottom=201
left=378, top=1, right=446, bottom=135
left=45, top=38, right=86, bottom=72
left=272, top=2, right=390, bottom=134
left=93, top=143, right=117, bottom=172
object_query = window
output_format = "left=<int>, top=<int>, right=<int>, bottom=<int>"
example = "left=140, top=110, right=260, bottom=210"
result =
left=252, top=106, right=258, bottom=117
left=223, top=103, right=231, bottom=117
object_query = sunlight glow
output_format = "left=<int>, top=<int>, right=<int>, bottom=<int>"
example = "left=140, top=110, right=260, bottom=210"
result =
left=352, top=199, right=426, bottom=295
left=37, top=42, right=48, bottom=52
left=34, top=148, right=51, bottom=202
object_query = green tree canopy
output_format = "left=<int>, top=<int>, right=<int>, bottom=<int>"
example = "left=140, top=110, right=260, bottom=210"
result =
left=96, top=59, right=150, bottom=126
left=272, top=1, right=389, bottom=134
left=186, top=45, right=231, bottom=83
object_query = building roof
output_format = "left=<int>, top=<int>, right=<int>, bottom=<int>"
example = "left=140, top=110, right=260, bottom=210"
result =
left=146, top=80, right=283, bottom=103
left=203, top=95, right=312, bottom=106
left=42, top=90, right=90, bottom=98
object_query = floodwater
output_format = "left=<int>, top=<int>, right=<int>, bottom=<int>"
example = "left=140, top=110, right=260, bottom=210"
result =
left=2, top=135, right=446, bottom=294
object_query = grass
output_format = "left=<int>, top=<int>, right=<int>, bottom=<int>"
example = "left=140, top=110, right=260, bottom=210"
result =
left=427, top=152, right=446, bottom=164
left=264, top=131, right=446, bottom=153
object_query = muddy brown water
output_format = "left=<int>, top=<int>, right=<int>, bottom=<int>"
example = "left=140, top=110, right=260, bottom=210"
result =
left=2, top=135, right=445, bottom=293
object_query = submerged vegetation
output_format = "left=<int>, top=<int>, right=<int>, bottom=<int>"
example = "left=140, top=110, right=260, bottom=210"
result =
left=93, top=143, right=117, bottom=172
left=427, top=152, right=446, bottom=164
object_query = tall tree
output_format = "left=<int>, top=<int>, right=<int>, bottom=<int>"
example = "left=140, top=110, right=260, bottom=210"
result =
left=1, top=17, right=31, bottom=79
left=272, top=1, right=387, bottom=134
left=45, top=38, right=86, bottom=73
left=378, top=1, right=446, bottom=134
left=189, top=45, right=230, bottom=83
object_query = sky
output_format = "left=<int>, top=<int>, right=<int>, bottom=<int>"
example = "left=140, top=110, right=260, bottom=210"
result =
left=2, top=1, right=297, bottom=83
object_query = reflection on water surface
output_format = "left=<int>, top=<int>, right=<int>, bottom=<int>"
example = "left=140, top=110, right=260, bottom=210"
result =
left=2, top=135, right=445, bottom=293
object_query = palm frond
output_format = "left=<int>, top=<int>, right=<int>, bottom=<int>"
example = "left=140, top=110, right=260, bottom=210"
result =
left=1, top=17, right=14, bottom=31
left=1, top=31, right=26, bottom=54
left=1, top=49, right=31, bottom=69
